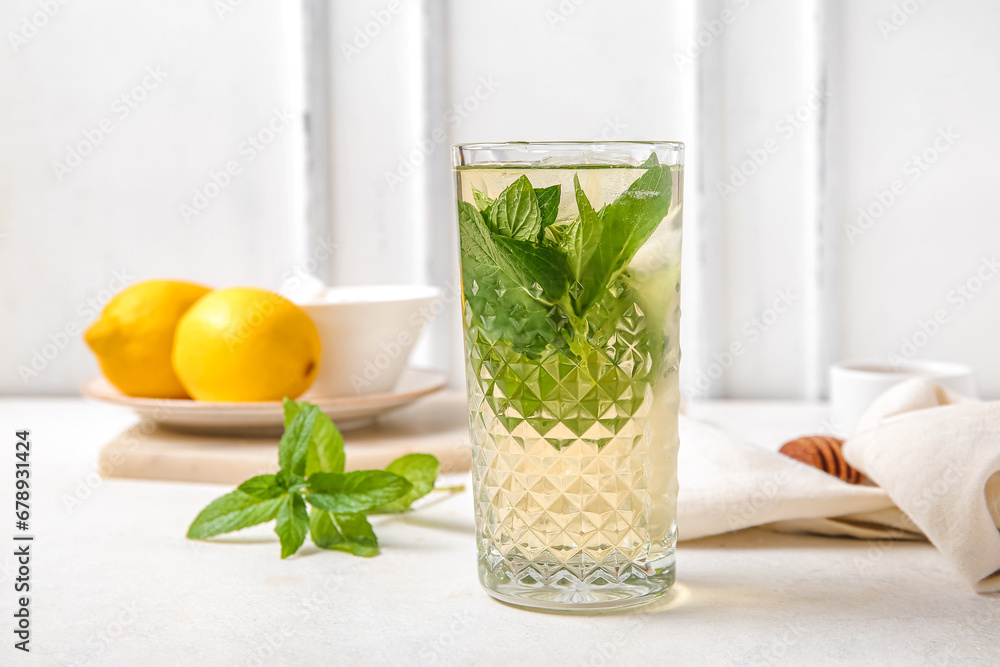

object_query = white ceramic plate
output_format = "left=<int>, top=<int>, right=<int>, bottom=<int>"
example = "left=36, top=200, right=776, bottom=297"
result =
left=80, top=367, right=448, bottom=436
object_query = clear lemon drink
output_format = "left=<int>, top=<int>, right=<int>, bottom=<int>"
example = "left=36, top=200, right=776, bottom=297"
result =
left=453, top=142, right=684, bottom=609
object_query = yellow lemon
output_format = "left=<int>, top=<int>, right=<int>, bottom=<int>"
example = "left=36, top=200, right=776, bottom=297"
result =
left=84, top=280, right=212, bottom=398
left=172, top=287, right=321, bottom=402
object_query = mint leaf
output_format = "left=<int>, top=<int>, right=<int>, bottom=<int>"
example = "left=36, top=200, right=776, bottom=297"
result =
left=304, top=416, right=345, bottom=476
left=543, top=224, right=564, bottom=246
left=640, top=153, right=659, bottom=168
left=460, top=199, right=569, bottom=304
left=459, top=200, right=573, bottom=358
left=309, top=510, right=379, bottom=557
left=559, top=174, right=603, bottom=291
left=577, top=165, right=672, bottom=314
left=278, top=402, right=319, bottom=476
left=370, top=454, right=440, bottom=514
left=187, top=491, right=285, bottom=539
left=534, top=185, right=561, bottom=237
left=305, top=470, right=412, bottom=514
left=458, top=200, right=502, bottom=275
left=471, top=185, right=494, bottom=218
left=275, top=469, right=306, bottom=493
left=275, top=493, right=309, bottom=558
left=489, top=175, right=541, bottom=241
left=283, top=399, right=344, bottom=476
left=237, top=475, right=286, bottom=500
left=491, top=235, right=569, bottom=304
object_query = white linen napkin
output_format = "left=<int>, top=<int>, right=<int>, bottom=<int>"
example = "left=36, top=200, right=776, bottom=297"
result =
left=676, top=378, right=1000, bottom=593
left=843, top=379, right=1000, bottom=593
left=676, top=417, right=895, bottom=540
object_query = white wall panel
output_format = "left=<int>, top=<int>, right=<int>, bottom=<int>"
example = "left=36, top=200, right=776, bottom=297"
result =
left=834, top=0, right=1000, bottom=397
left=0, top=0, right=307, bottom=394
left=325, top=0, right=431, bottom=288
left=692, top=0, right=821, bottom=399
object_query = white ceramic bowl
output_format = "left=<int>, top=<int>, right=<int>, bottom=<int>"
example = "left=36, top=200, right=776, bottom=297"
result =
left=829, top=359, right=978, bottom=437
left=299, top=285, right=442, bottom=398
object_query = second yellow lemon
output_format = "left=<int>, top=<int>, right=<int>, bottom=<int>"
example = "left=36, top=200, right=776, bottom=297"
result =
left=172, top=288, right=321, bottom=401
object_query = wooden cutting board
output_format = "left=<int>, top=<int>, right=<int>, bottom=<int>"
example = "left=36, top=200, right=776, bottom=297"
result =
left=99, top=392, right=472, bottom=485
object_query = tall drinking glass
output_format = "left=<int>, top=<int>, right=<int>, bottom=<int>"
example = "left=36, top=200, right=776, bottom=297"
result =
left=453, top=142, right=684, bottom=610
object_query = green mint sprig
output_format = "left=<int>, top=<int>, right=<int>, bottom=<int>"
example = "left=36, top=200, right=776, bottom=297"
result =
left=459, top=156, right=672, bottom=360
left=187, top=399, right=455, bottom=558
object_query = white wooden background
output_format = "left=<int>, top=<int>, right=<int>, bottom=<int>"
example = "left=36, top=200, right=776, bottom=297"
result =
left=2, top=0, right=998, bottom=398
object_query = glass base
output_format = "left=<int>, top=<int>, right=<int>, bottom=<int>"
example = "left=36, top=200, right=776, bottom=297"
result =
left=479, top=552, right=675, bottom=611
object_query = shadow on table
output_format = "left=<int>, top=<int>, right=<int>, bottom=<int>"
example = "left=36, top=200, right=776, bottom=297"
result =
left=680, top=526, right=932, bottom=550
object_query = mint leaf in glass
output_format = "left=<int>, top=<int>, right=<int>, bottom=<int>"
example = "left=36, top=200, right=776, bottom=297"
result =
left=458, top=200, right=573, bottom=358
left=559, top=174, right=603, bottom=305
left=460, top=194, right=570, bottom=304
left=489, top=174, right=542, bottom=241
left=534, top=184, right=561, bottom=238
left=471, top=184, right=494, bottom=217
left=576, top=165, right=672, bottom=314
left=490, top=235, right=569, bottom=304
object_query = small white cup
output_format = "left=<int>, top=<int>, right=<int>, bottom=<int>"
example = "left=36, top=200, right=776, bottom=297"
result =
left=830, top=360, right=977, bottom=437
left=299, top=285, right=441, bottom=398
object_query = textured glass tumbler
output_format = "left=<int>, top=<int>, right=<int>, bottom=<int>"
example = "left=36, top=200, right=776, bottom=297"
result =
left=454, top=141, right=684, bottom=610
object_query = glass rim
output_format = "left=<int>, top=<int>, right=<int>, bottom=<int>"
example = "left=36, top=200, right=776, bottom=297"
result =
left=454, top=140, right=685, bottom=151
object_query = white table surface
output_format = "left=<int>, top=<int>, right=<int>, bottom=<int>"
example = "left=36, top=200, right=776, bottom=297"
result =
left=1, top=397, right=998, bottom=666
